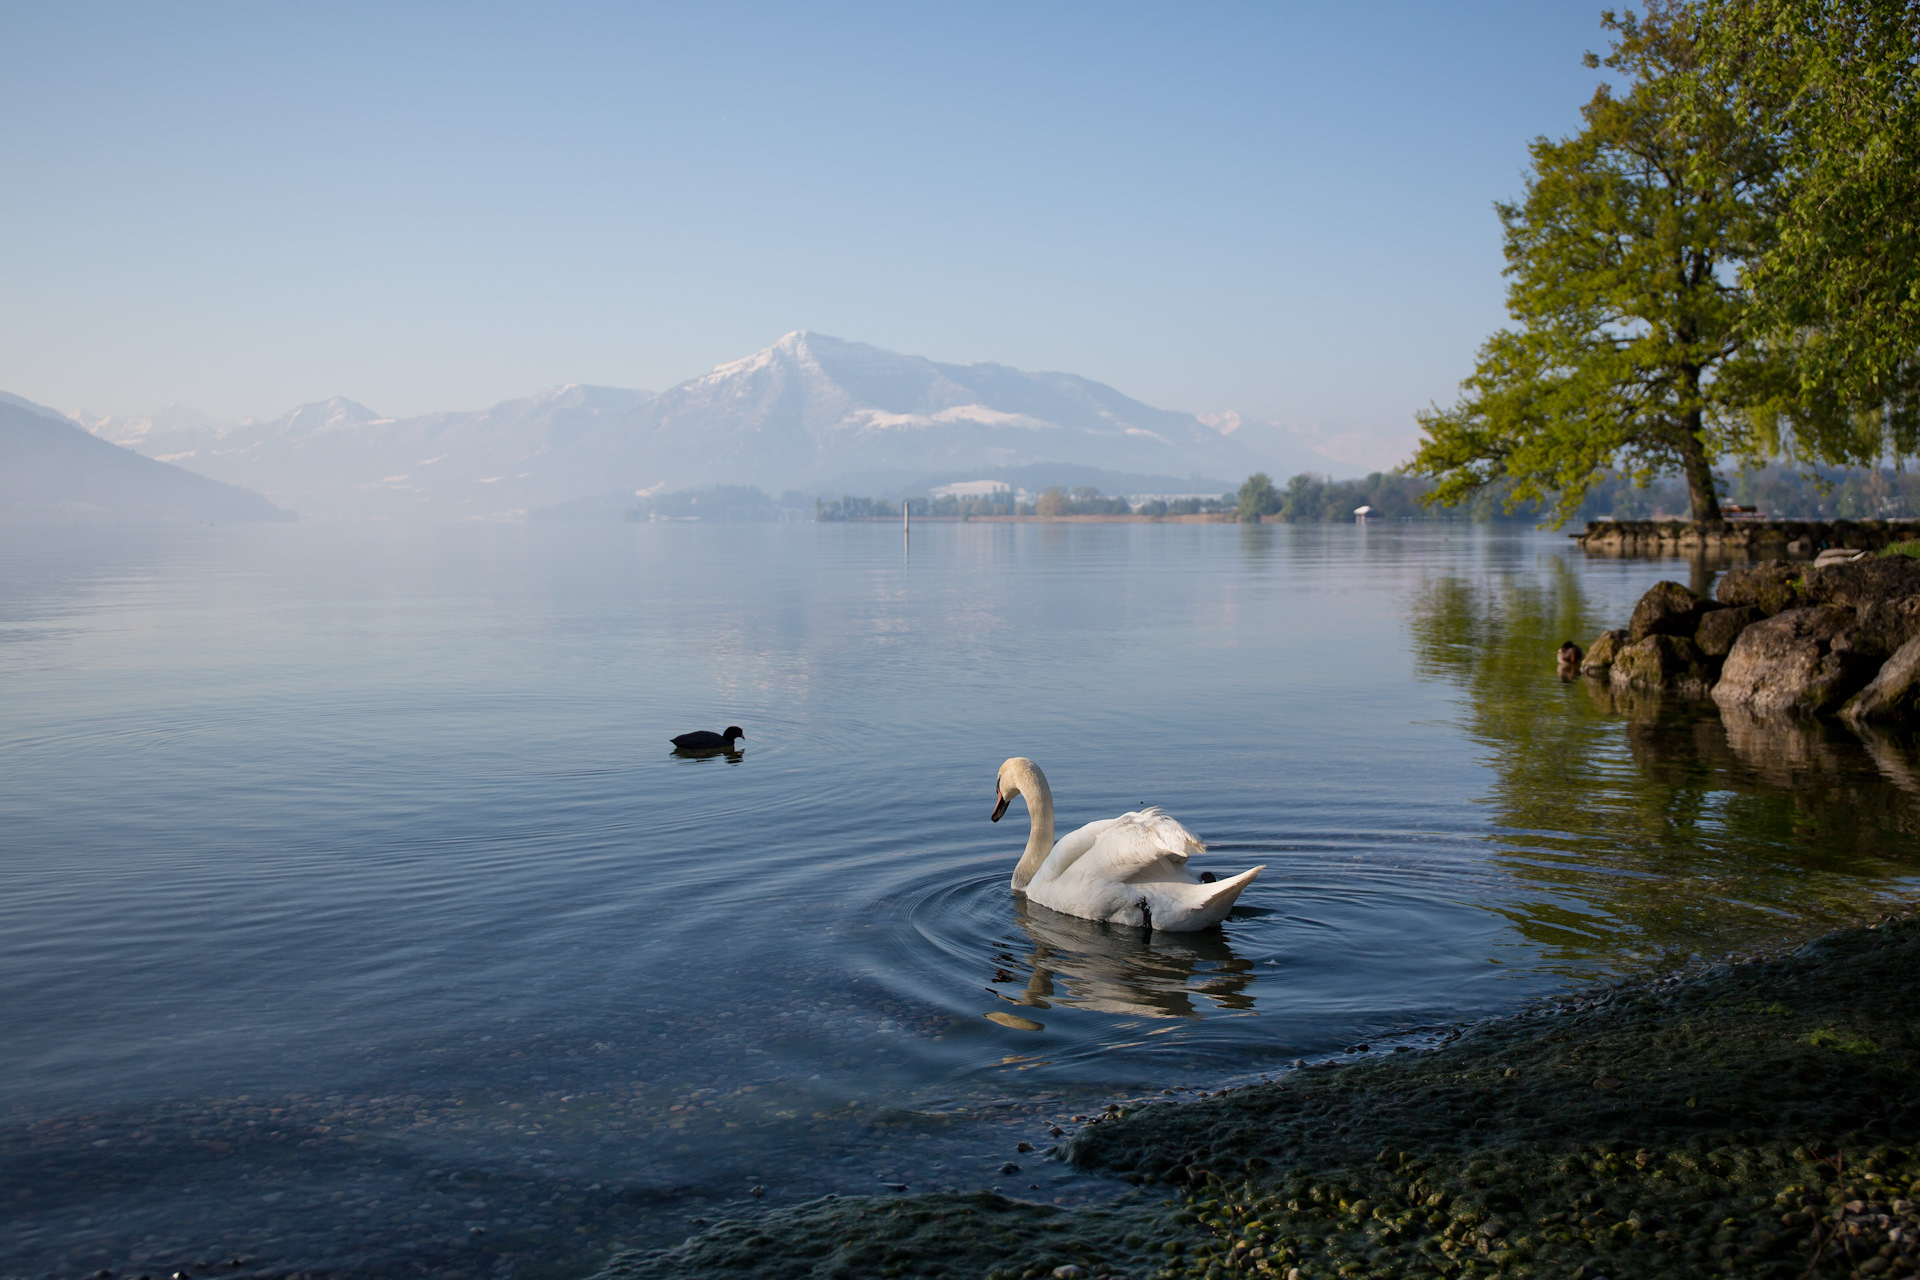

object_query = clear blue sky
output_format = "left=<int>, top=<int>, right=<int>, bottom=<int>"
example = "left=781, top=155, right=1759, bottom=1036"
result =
left=2, top=2, right=1611, bottom=466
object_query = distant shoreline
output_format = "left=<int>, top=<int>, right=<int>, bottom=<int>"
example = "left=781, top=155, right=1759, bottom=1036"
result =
left=841, top=513, right=1244, bottom=524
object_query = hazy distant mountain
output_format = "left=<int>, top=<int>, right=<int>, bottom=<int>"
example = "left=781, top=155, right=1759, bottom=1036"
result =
left=0, top=397, right=293, bottom=522
left=75, top=333, right=1328, bottom=519
left=77, top=385, right=656, bottom=520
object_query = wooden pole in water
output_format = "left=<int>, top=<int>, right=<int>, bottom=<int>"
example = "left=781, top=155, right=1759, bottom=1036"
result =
left=903, top=499, right=910, bottom=535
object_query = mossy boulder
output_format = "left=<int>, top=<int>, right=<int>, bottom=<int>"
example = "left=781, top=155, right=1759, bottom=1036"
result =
left=1610, top=634, right=1716, bottom=696
left=1579, top=628, right=1630, bottom=676
left=1628, top=580, right=1719, bottom=642
left=1717, top=561, right=1805, bottom=616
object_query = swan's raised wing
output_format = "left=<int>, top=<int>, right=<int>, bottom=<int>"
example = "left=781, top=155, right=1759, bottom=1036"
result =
left=1078, top=808, right=1205, bottom=884
left=1033, top=817, right=1121, bottom=883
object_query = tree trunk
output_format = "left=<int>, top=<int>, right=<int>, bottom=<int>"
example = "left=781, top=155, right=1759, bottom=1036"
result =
left=1679, top=409, right=1724, bottom=525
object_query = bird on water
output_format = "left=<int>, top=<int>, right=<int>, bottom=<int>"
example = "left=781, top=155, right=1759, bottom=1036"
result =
left=671, top=726, right=745, bottom=751
left=991, top=756, right=1262, bottom=932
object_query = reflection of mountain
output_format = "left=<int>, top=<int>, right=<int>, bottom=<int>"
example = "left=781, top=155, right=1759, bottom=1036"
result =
left=1409, top=564, right=1920, bottom=975
left=993, top=900, right=1255, bottom=1019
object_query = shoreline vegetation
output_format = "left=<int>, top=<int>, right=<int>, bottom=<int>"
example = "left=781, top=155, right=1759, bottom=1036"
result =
left=592, top=466, right=1920, bottom=526
left=595, top=912, right=1920, bottom=1280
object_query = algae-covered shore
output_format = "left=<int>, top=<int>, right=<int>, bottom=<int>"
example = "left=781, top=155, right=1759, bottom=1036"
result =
left=596, top=914, right=1920, bottom=1280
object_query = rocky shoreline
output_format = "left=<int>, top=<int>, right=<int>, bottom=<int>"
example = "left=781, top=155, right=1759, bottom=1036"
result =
left=590, top=914, right=1920, bottom=1280
left=1579, top=555, right=1920, bottom=722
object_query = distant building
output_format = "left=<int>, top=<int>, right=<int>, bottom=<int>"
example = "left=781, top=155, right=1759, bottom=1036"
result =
left=930, top=479, right=1013, bottom=499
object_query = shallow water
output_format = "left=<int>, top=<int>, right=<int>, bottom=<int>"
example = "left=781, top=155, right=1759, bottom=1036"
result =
left=3, top=521, right=1917, bottom=1280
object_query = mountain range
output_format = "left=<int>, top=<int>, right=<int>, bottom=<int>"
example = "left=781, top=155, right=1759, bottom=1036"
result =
left=56, top=333, right=1337, bottom=520
left=0, top=394, right=293, bottom=523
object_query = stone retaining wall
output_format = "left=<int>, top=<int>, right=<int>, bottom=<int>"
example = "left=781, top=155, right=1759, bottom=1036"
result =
left=1577, top=518, right=1920, bottom=557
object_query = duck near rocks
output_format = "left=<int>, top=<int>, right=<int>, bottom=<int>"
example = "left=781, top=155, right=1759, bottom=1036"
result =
left=990, top=757, right=1262, bottom=932
left=671, top=726, right=744, bottom=751
left=1557, top=640, right=1582, bottom=681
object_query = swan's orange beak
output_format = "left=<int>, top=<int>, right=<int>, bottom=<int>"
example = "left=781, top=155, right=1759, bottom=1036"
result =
left=991, top=792, right=1009, bottom=823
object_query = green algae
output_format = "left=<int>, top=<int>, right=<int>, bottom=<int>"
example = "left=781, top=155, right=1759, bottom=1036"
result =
left=591, top=915, right=1920, bottom=1280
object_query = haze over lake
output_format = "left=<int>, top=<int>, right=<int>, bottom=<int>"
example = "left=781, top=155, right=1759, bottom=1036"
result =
left=5, top=522, right=1917, bottom=1279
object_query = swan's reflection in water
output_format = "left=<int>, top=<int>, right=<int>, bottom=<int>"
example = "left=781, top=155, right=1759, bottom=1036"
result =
left=992, top=898, right=1257, bottom=1019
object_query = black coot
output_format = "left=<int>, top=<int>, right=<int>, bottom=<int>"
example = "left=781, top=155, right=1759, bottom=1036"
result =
left=671, top=726, right=745, bottom=750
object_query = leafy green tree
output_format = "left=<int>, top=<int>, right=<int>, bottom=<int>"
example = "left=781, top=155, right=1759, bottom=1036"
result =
left=1690, top=0, right=1920, bottom=455
left=1236, top=472, right=1281, bottom=522
left=1412, top=2, right=1789, bottom=526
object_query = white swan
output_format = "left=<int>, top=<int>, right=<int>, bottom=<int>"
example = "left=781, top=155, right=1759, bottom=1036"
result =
left=991, top=757, right=1263, bottom=932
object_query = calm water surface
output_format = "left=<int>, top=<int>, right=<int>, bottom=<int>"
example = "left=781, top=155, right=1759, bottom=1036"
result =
left=4, top=522, right=1918, bottom=1280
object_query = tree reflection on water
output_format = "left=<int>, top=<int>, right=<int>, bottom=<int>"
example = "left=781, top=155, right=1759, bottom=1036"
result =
left=1411, top=560, right=1920, bottom=980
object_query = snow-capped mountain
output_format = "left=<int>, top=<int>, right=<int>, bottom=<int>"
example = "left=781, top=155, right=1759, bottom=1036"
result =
left=72, top=333, right=1323, bottom=518
left=618, top=331, right=1270, bottom=490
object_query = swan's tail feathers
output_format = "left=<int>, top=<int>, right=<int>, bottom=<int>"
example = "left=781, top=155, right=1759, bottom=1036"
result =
left=1153, top=865, right=1264, bottom=932
left=1102, top=808, right=1207, bottom=883
left=1198, top=865, right=1262, bottom=912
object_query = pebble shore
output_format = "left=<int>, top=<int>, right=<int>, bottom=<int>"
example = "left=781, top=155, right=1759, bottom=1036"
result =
left=595, top=912, right=1920, bottom=1279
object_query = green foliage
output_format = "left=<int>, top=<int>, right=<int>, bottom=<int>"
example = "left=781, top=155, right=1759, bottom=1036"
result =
left=1412, top=2, right=1784, bottom=527
left=1693, top=0, right=1920, bottom=429
left=1236, top=473, right=1281, bottom=522
left=1414, top=1, right=1920, bottom=527
left=1133, top=495, right=1234, bottom=516
left=1036, top=485, right=1133, bottom=516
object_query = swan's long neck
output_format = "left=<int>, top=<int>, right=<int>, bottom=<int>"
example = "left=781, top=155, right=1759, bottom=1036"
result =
left=1009, top=761, right=1055, bottom=892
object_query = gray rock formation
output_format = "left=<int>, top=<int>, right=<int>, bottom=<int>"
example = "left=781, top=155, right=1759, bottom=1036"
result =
left=1695, top=604, right=1765, bottom=658
left=1586, top=563, right=1920, bottom=724
left=1629, top=580, right=1722, bottom=641
left=1843, top=634, right=1920, bottom=724
left=1711, top=605, right=1875, bottom=716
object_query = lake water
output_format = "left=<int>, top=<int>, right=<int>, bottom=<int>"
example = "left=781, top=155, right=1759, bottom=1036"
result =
left=5, top=521, right=1918, bottom=1280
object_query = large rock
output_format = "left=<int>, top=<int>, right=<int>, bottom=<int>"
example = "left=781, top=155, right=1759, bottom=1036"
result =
left=1842, top=633, right=1920, bottom=723
left=1712, top=605, right=1876, bottom=716
left=1841, top=594, right=1920, bottom=662
left=1799, top=555, right=1920, bottom=610
left=1716, top=561, right=1804, bottom=616
left=1629, top=580, right=1720, bottom=641
left=1695, top=604, right=1764, bottom=658
left=1610, top=633, right=1716, bottom=696
left=1580, top=628, right=1630, bottom=676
